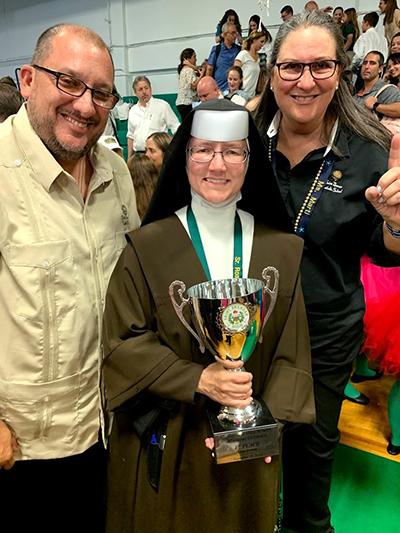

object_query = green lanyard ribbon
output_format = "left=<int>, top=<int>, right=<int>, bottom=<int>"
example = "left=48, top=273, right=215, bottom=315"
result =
left=186, top=205, right=243, bottom=281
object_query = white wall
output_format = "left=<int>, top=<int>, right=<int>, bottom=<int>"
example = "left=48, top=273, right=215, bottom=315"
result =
left=0, top=0, right=384, bottom=96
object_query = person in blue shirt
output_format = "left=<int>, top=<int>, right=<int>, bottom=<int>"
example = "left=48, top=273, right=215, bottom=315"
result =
left=206, top=22, right=241, bottom=91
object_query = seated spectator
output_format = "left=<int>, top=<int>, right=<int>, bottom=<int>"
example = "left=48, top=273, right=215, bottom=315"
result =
left=127, top=76, right=179, bottom=159
left=352, top=12, right=388, bottom=71
left=223, top=66, right=249, bottom=105
left=176, top=48, right=204, bottom=121
left=390, top=31, right=400, bottom=53
left=196, top=76, right=223, bottom=103
left=280, top=5, right=294, bottom=22
left=145, top=131, right=172, bottom=173
left=127, top=154, right=158, bottom=220
left=0, top=83, right=24, bottom=122
left=234, top=29, right=267, bottom=98
left=386, top=52, right=400, bottom=89
left=98, top=135, right=124, bottom=158
left=0, top=76, right=18, bottom=88
left=355, top=51, right=400, bottom=124
left=206, top=23, right=241, bottom=91
left=215, top=9, right=243, bottom=45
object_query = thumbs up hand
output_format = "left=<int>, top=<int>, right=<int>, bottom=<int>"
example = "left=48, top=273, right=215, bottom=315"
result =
left=365, top=133, right=400, bottom=230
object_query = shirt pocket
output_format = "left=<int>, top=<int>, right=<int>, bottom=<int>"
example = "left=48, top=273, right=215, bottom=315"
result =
left=99, top=231, right=128, bottom=278
left=0, top=373, right=80, bottom=445
left=4, top=239, right=78, bottom=323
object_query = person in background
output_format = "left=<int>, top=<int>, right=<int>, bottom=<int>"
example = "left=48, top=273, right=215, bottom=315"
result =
left=224, top=65, right=249, bottom=105
left=352, top=12, right=388, bottom=72
left=127, top=153, right=159, bottom=220
left=386, top=52, right=400, bottom=88
left=342, top=7, right=360, bottom=53
left=215, top=9, right=243, bottom=45
left=355, top=51, right=400, bottom=121
left=390, top=31, right=400, bottom=52
left=234, top=29, right=267, bottom=98
left=281, top=5, right=294, bottom=22
left=254, top=9, right=400, bottom=533
left=98, top=134, right=124, bottom=158
left=196, top=76, right=223, bottom=102
left=127, top=76, right=179, bottom=160
left=176, top=48, right=204, bottom=122
left=206, top=23, right=241, bottom=92
left=0, top=83, right=24, bottom=122
left=333, top=6, right=344, bottom=28
left=379, top=0, right=400, bottom=44
left=304, top=1, right=333, bottom=12
left=0, top=76, right=18, bottom=88
left=145, top=131, right=172, bottom=173
left=361, top=256, right=400, bottom=456
left=248, top=15, right=273, bottom=68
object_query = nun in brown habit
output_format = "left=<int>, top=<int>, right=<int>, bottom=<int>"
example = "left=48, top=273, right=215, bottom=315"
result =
left=103, top=99, right=315, bottom=533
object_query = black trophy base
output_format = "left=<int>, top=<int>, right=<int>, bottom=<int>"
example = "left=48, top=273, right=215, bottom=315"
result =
left=206, top=395, right=279, bottom=464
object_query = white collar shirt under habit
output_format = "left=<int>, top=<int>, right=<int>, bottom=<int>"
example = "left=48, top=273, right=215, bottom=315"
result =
left=175, top=189, right=254, bottom=279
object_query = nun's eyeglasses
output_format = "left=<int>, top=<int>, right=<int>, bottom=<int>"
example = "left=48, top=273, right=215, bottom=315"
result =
left=276, top=60, right=340, bottom=81
left=187, top=145, right=249, bottom=164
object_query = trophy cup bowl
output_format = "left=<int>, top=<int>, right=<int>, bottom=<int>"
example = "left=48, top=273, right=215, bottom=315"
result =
left=169, top=267, right=280, bottom=464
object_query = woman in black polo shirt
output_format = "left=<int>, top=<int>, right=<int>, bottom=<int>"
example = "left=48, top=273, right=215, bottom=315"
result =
left=254, top=9, right=400, bottom=533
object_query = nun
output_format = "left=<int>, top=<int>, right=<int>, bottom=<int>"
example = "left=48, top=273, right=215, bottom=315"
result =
left=103, top=99, right=315, bottom=533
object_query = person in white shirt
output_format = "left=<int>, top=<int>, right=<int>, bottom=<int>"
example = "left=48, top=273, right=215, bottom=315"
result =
left=127, top=76, right=180, bottom=159
left=352, top=12, right=388, bottom=71
left=0, top=23, right=139, bottom=532
left=234, top=29, right=267, bottom=98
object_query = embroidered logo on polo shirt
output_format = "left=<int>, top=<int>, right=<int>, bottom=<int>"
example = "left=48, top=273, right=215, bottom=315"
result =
left=324, top=171, right=343, bottom=194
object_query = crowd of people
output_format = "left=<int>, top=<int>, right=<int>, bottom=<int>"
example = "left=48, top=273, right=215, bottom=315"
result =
left=1, top=5, right=400, bottom=533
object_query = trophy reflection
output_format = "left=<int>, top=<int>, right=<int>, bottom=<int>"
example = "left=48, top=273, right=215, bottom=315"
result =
left=169, top=267, right=280, bottom=464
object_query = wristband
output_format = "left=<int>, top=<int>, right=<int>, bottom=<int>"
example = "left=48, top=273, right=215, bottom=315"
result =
left=386, top=221, right=400, bottom=238
left=373, top=101, right=380, bottom=111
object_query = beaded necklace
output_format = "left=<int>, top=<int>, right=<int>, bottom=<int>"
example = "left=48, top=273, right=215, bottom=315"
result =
left=268, top=139, right=334, bottom=237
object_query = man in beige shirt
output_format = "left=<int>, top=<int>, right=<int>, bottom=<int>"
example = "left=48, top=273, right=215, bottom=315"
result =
left=0, top=23, right=139, bottom=531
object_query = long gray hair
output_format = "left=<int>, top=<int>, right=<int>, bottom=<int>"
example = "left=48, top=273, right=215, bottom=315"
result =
left=254, top=10, right=391, bottom=152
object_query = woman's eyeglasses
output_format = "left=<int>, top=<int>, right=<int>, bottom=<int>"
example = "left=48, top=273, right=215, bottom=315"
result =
left=275, top=60, right=341, bottom=81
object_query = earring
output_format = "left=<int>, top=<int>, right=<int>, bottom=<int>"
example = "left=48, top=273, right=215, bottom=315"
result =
left=270, top=86, right=274, bottom=92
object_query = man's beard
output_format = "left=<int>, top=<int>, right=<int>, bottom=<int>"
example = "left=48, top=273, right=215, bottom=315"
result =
left=27, top=97, right=102, bottom=162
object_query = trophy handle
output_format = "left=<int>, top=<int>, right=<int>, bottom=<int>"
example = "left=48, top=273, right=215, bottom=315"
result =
left=259, top=267, right=280, bottom=343
left=168, top=280, right=206, bottom=353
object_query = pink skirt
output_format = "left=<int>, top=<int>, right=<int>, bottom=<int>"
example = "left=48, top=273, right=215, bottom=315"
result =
left=361, top=255, right=400, bottom=375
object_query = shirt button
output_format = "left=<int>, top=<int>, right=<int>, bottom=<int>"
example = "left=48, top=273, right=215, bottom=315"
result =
left=101, top=299, right=105, bottom=306
left=44, top=260, right=50, bottom=267
left=15, top=159, right=21, bottom=167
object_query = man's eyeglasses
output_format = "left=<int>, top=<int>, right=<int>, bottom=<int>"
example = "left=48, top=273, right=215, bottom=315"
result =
left=187, top=145, right=249, bottom=164
left=275, top=60, right=341, bottom=81
left=33, top=65, right=119, bottom=109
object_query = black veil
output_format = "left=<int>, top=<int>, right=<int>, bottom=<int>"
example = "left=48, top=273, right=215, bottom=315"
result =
left=142, top=99, right=291, bottom=233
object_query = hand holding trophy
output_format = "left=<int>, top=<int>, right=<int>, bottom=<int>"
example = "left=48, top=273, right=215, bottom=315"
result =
left=169, top=267, right=280, bottom=464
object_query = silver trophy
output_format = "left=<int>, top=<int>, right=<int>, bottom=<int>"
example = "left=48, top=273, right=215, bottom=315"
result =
left=169, top=267, right=280, bottom=464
